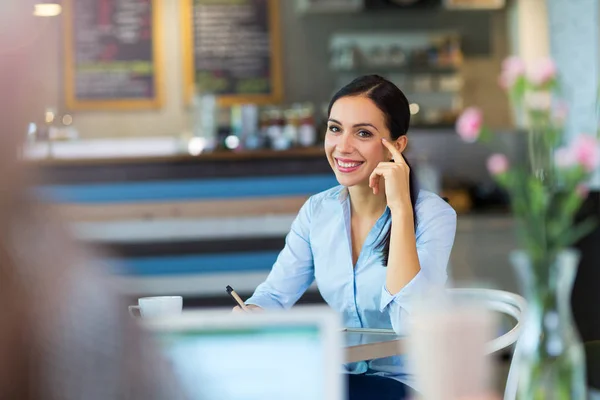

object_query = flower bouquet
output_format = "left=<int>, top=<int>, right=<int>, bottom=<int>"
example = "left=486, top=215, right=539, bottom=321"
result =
left=456, top=56, right=600, bottom=399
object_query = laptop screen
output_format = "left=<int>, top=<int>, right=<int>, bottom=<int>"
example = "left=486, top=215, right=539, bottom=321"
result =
left=157, top=324, right=329, bottom=400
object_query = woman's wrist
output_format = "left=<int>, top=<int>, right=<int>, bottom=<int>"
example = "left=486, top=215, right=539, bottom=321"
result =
left=389, top=202, right=414, bottom=220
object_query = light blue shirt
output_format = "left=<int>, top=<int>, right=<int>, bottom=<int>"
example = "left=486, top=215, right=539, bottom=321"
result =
left=246, top=185, right=457, bottom=387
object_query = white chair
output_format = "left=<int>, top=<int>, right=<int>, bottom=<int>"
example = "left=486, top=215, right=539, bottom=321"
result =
left=447, top=288, right=526, bottom=400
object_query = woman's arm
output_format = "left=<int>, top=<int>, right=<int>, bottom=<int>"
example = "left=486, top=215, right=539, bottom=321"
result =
left=386, top=205, right=421, bottom=294
left=381, top=200, right=457, bottom=333
left=370, top=139, right=457, bottom=333
left=244, top=197, right=315, bottom=310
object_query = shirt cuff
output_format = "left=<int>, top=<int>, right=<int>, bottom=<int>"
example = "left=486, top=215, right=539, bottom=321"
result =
left=244, top=293, right=285, bottom=310
left=379, top=271, right=425, bottom=313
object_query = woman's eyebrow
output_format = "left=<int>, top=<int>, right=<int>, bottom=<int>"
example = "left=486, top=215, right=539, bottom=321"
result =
left=327, top=119, right=380, bottom=132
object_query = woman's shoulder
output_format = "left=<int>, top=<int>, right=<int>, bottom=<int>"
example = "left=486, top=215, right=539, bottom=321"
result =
left=414, top=190, right=457, bottom=239
left=301, top=185, right=345, bottom=217
left=308, top=185, right=345, bottom=205
left=415, top=190, right=457, bottom=217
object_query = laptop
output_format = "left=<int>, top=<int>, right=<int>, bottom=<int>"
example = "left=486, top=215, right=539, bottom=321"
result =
left=143, top=306, right=344, bottom=400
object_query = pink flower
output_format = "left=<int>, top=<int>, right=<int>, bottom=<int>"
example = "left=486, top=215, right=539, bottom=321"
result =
left=456, top=107, right=483, bottom=143
left=487, top=153, right=510, bottom=175
left=576, top=184, right=590, bottom=199
left=498, top=56, right=526, bottom=89
left=571, top=134, right=600, bottom=172
left=527, top=58, right=557, bottom=86
left=553, top=101, right=569, bottom=123
left=554, top=146, right=576, bottom=169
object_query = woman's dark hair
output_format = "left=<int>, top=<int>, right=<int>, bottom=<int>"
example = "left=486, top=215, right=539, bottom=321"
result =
left=327, top=75, right=419, bottom=266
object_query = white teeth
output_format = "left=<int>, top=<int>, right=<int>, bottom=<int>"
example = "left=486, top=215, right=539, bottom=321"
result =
left=337, top=160, right=361, bottom=168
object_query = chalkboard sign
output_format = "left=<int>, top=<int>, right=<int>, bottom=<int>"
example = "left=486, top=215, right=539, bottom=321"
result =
left=182, top=0, right=283, bottom=105
left=63, top=0, right=164, bottom=110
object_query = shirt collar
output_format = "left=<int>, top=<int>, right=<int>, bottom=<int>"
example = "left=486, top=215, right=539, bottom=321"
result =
left=337, top=186, right=349, bottom=203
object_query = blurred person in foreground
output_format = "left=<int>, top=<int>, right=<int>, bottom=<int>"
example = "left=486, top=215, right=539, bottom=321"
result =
left=0, top=24, right=186, bottom=400
left=0, top=142, right=188, bottom=400
left=235, top=75, right=457, bottom=400
left=0, top=180, right=187, bottom=400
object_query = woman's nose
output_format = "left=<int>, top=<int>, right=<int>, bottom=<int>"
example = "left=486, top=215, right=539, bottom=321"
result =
left=337, top=133, right=354, bottom=153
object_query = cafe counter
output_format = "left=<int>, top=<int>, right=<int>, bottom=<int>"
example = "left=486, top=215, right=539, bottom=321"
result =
left=29, top=138, right=336, bottom=299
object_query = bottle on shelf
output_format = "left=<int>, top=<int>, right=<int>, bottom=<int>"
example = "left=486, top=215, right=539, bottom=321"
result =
left=192, top=91, right=218, bottom=152
left=282, top=106, right=300, bottom=146
left=241, top=104, right=262, bottom=150
left=267, top=108, right=289, bottom=150
left=298, top=103, right=317, bottom=147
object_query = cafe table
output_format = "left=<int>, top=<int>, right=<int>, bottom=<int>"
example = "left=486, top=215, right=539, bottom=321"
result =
left=344, top=328, right=404, bottom=363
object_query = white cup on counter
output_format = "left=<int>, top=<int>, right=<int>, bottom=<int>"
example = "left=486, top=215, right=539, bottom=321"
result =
left=128, top=296, right=183, bottom=319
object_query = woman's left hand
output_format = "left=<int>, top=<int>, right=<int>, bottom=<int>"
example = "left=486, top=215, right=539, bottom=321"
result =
left=369, top=138, right=412, bottom=214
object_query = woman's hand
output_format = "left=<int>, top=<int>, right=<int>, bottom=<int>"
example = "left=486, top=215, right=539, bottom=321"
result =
left=368, top=138, right=412, bottom=214
left=232, top=304, right=263, bottom=313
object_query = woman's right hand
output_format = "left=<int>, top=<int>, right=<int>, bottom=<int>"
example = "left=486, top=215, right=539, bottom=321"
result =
left=232, top=304, right=263, bottom=313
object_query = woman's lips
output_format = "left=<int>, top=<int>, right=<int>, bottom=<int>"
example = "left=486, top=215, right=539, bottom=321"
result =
left=335, top=158, right=364, bottom=173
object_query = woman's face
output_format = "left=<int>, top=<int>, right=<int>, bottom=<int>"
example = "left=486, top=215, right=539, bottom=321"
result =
left=325, top=95, right=404, bottom=188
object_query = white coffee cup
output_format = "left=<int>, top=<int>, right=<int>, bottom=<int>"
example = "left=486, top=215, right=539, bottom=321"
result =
left=128, top=296, right=183, bottom=319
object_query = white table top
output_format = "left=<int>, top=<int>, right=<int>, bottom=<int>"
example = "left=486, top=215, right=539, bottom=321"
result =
left=343, top=328, right=404, bottom=363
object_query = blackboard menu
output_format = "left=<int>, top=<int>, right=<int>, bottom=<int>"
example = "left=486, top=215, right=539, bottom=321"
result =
left=64, top=0, right=163, bottom=110
left=184, top=0, right=282, bottom=105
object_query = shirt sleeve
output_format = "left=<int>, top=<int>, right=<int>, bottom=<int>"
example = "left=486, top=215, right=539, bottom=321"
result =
left=245, top=197, right=315, bottom=310
left=379, top=201, right=457, bottom=334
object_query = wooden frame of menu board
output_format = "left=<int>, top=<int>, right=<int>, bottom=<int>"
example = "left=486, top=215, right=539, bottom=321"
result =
left=182, top=0, right=283, bottom=106
left=63, top=0, right=165, bottom=110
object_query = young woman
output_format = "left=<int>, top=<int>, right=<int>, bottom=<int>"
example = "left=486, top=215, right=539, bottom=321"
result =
left=242, top=75, right=457, bottom=399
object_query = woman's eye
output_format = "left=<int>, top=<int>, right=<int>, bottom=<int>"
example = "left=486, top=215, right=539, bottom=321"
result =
left=328, top=125, right=341, bottom=133
left=357, top=130, right=372, bottom=138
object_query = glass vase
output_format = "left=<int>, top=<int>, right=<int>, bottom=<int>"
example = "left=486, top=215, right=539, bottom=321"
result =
left=510, top=249, right=586, bottom=400
left=527, top=127, right=554, bottom=185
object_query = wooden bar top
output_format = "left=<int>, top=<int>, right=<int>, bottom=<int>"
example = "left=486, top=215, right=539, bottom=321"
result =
left=27, top=144, right=326, bottom=167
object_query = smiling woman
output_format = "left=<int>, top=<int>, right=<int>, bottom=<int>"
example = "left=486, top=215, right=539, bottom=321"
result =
left=242, top=75, right=457, bottom=400
left=324, top=76, right=419, bottom=268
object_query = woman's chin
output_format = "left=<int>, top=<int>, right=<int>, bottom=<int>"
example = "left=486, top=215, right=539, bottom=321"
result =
left=334, top=174, right=368, bottom=189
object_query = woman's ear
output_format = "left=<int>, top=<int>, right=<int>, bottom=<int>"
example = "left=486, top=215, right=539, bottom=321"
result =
left=395, top=136, right=408, bottom=154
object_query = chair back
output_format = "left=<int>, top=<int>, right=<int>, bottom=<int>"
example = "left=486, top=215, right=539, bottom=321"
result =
left=447, top=288, right=526, bottom=400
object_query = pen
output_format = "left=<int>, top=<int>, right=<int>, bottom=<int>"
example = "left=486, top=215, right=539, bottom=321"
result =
left=226, top=285, right=250, bottom=311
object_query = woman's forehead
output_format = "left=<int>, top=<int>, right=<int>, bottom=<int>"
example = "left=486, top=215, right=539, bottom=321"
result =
left=330, top=96, right=386, bottom=124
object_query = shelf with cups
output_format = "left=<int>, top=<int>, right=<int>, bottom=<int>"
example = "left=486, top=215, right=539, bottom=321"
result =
left=329, top=30, right=463, bottom=76
left=333, top=68, right=463, bottom=94
left=329, top=31, right=464, bottom=128
left=330, top=64, right=460, bottom=76
left=331, top=68, right=463, bottom=127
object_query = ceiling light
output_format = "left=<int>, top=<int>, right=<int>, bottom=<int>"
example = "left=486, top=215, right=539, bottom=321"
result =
left=409, top=103, right=420, bottom=115
left=34, top=3, right=62, bottom=17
